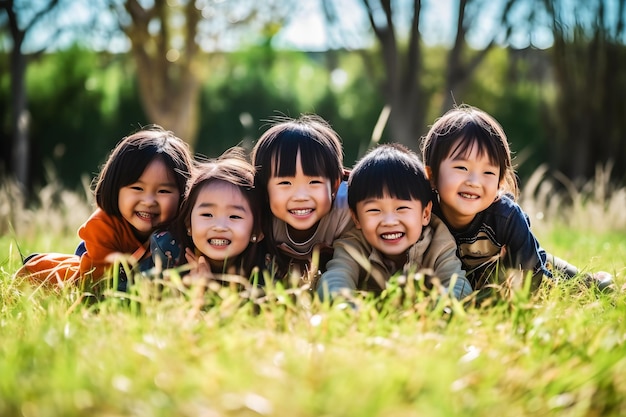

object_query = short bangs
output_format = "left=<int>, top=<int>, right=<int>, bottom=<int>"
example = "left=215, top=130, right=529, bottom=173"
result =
left=448, top=122, right=505, bottom=170
left=96, top=128, right=191, bottom=216
left=348, top=145, right=432, bottom=212
left=269, top=130, right=340, bottom=180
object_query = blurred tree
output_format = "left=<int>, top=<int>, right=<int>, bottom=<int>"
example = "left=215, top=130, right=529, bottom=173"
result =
left=0, top=0, right=99, bottom=193
left=0, top=0, right=60, bottom=193
left=321, top=0, right=518, bottom=150
left=441, top=0, right=517, bottom=111
left=110, top=0, right=295, bottom=149
left=543, top=0, right=626, bottom=181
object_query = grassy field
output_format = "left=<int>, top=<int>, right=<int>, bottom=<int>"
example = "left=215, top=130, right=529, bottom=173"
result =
left=1, top=173, right=625, bottom=417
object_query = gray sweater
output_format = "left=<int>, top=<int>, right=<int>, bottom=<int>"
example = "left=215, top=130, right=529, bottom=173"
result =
left=316, top=214, right=473, bottom=300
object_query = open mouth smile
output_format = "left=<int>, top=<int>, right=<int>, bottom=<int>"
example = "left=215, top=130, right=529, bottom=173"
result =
left=381, top=232, right=404, bottom=240
left=136, top=211, right=157, bottom=220
left=289, top=209, right=313, bottom=216
left=209, top=238, right=231, bottom=246
left=459, top=192, right=479, bottom=199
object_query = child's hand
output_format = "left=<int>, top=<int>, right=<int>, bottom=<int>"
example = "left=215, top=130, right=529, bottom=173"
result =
left=192, top=256, right=213, bottom=279
left=184, top=248, right=214, bottom=285
left=184, top=247, right=198, bottom=266
left=183, top=248, right=213, bottom=317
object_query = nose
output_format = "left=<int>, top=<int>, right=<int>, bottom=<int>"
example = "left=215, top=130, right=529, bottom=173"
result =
left=211, top=217, right=229, bottom=231
left=292, top=185, right=310, bottom=201
left=465, top=171, right=480, bottom=186
left=143, top=193, right=158, bottom=206
left=381, top=212, right=399, bottom=226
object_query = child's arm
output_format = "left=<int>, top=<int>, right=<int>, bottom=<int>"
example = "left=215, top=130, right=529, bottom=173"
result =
left=77, top=209, right=144, bottom=279
left=422, top=216, right=473, bottom=299
left=316, top=243, right=361, bottom=301
left=316, top=228, right=370, bottom=301
left=431, top=247, right=473, bottom=299
left=501, top=204, right=550, bottom=279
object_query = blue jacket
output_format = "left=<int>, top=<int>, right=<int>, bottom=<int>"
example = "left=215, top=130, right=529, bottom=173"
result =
left=433, top=193, right=550, bottom=290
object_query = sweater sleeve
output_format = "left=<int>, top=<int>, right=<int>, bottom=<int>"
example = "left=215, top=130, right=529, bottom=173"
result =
left=500, top=201, right=548, bottom=277
left=316, top=226, right=371, bottom=301
left=425, top=216, right=473, bottom=299
left=77, top=210, right=143, bottom=279
left=316, top=241, right=362, bottom=301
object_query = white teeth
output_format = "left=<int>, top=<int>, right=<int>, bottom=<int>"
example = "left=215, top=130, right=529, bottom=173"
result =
left=290, top=209, right=312, bottom=216
left=459, top=193, right=478, bottom=199
left=137, top=212, right=154, bottom=219
left=209, top=239, right=230, bottom=246
left=382, top=232, right=403, bottom=240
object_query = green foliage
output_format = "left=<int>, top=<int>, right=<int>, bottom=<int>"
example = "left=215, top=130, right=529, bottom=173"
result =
left=195, top=48, right=380, bottom=166
left=4, top=42, right=626, bottom=189
left=1, top=245, right=625, bottom=416
left=22, top=46, right=147, bottom=190
left=456, top=48, right=549, bottom=181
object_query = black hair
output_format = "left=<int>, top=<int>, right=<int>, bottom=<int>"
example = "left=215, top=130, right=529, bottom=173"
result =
left=348, top=143, right=432, bottom=212
left=173, top=147, right=263, bottom=277
left=251, top=114, right=344, bottom=206
left=421, top=104, right=518, bottom=198
left=250, top=115, right=344, bottom=277
left=95, top=125, right=193, bottom=217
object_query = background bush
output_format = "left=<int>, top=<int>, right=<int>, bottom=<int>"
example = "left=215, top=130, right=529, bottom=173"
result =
left=0, top=44, right=569, bottom=191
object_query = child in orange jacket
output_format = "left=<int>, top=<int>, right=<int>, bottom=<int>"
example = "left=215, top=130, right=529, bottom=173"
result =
left=16, top=125, right=193, bottom=291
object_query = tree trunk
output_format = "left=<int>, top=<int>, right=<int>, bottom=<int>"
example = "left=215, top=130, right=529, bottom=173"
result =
left=123, top=0, right=202, bottom=149
left=10, top=46, right=30, bottom=193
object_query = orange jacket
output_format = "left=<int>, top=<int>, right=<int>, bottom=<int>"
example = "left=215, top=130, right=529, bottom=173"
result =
left=77, top=208, right=147, bottom=278
left=16, top=209, right=148, bottom=287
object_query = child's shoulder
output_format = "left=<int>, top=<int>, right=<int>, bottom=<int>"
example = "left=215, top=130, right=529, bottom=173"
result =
left=490, top=193, right=525, bottom=215
left=427, top=214, right=457, bottom=246
left=488, top=193, right=534, bottom=230
left=334, top=181, right=348, bottom=206
left=329, top=181, right=352, bottom=231
left=80, top=208, right=115, bottom=230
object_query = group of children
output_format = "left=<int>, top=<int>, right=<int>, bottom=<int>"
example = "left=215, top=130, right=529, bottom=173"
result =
left=16, top=105, right=613, bottom=303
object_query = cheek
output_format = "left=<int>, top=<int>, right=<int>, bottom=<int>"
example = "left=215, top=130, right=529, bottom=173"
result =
left=118, top=190, right=131, bottom=208
left=267, top=188, right=283, bottom=209
left=319, top=188, right=333, bottom=211
left=319, top=200, right=332, bottom=217
left=239, top=219, right=254, bottom=236
left=189, top=214, right=199, bottom=232
left=268, top=198, right=283, bottom=217
left=437, top=174, right=457, bottom=191
left=164, top=198, right=180, bottom=217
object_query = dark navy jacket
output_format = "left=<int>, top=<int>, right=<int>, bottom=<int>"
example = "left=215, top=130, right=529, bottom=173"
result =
left=433, top=193, right=550, bottom=290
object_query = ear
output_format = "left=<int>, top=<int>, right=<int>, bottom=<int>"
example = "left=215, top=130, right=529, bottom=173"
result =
left=422, top=201, right=432, bottom=226
left=332, top=178, right=341, bottom=196
left=350, top=210, right=362, bottom=229
left=495, top=179, right=505, bottom=200
left=424, top=166, right=436, bottom=188
left=251, top=231, right=265, bottom=243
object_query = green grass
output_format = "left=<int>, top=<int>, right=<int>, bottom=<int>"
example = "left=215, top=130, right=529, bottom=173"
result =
left=1, top=174, right=625, bottom=416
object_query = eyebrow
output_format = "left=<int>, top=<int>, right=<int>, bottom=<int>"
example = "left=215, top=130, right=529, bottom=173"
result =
left=361, top=198, right=383, bottom=205
left=196, top=202, right=248, bottom=212
left=132, top=179, right=178, bottom=187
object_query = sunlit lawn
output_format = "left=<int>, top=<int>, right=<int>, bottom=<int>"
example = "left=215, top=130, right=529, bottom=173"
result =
left=1, top=176, right=625, bottom=416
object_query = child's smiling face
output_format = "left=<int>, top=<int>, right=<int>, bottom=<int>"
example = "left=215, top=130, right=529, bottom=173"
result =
left=353, top=194, right=431, bottom=264
left=267, top=151, right=333, bottom=239
left=435, top=141, right=501, bottom=229
left=189, top=180, right=255, bottom=268
left=118, top=157, right=180, bottom=240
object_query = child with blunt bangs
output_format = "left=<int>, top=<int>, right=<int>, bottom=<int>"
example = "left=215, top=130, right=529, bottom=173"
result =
left=316, top=144, right=472, bottom=302
left=251, top=114, right=352, bottom=285
left=421, top=104, right=613, bottom=297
